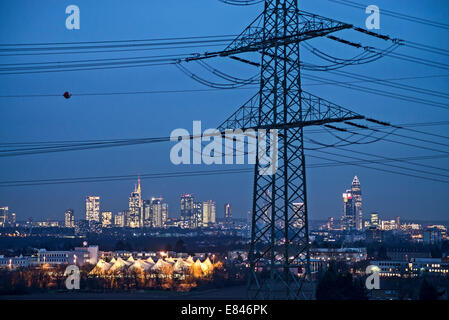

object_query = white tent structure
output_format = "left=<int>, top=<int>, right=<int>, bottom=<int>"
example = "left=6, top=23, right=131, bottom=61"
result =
left=152, top=258, right=173, bottom=272
left=109, top=257, right=129, bottom=272
left=89, top=259, right=111, bottom=275
left=129, top=259, right=152, bottom=272
left=173, top=259, right=190, bottom=273
left=146, top=257, right=156, bottom=265
left=186, top=256, right=195, bottom=265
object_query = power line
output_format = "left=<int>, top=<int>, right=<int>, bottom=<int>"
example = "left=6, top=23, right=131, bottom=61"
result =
left=3, top=74, right=449, bottom=99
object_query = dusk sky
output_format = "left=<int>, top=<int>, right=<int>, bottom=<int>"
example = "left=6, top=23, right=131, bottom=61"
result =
left=1, top=0, right=448, bottom=222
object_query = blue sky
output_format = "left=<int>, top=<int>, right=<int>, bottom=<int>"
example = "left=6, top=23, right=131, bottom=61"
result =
left=0, top=0, right=448, bottom=222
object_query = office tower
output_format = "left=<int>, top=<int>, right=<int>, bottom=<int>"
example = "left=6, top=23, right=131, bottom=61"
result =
left=395, top=216, right=401, bottom=229
left=341, top=176, right=363, bottom=231
left=351, top=176, right=363, bottom=230
left=65, top=209, right=75, bottom=228
left=327, top=217, right=334, bottom=230
left=151, top=197, right=163, bottom=228
left=202, top=200, right=216, bottom=227
left=101, top=211, right=112, bottom=228
left=370, top=212, right=380, bottom=228
left=143, top=200, right=152, bottom=227
left=192, top=201, right=202, bottom=228
left=114, top=211, right=125, bottom=228
left=180, top=194, right=194, bottom=227
left=342, top=191, right=355, bottom=231
left=161, top=203, right=168, bottom=227
left=10, top=213, right=16, bottom=226
left=86, top=196, right=100, bottom=223
left=0, top=206, right=9, bottom=227
left=224, top=203, right=232, bottom=225
left=292, top=202, right=305, bottom=229
left=128, top=178, right=143, bottom=228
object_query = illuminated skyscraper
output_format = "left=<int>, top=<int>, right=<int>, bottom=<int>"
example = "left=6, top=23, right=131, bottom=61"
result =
left=370, top=212, right=379, bottom=228
left=101, top=211, right=112, bottom=228
left=0, top=207, right=9, bottom=227
left=224, top=203, right=232, bottom=225
left=161, top=203, right=168, bottom=227
left=202, top=200, right=216, bottom=227
left=342, top=191, right=355, bottom=230
left=351, top=176, right=363, bottom=230
left=192, top=201, right=202, bottom=228
left=86, top=196, right=100, bottom=223
left=341, top=176, right=363, bottom=231
left=180, top=194, right=194, bottom=227
left=65, top=209, right=75, bottom=228
left=128, top=178, right=143, bottom=228
left=143, top=200, right=151, bottom=227
left=151, top=197, right=163, bottom=228
left=114, top=211, right=125, bottom=227
left=292, top=202, right=305, bottom=229
left=10, top=213, right=16, bottom=226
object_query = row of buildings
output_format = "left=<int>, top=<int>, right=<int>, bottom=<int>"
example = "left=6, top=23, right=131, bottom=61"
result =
left=61, top=179, right=230, bottom=230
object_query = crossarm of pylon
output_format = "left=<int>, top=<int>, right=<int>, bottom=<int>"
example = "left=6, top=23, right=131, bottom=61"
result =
left=223, top=10, right=351, bottom=54
left=217, top=92, right=260, bottom=131
left=185, top=11, right=351, bottom=63
left=218, top=90, right=364, bottom=131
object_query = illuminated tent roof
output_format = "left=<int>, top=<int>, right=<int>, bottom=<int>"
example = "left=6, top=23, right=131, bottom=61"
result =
left=191, top=259, right=204, bottom=277
left=109, top=257, right=129, bottom=271
left=109, top=257, right=117, bottom=264
left=129, top=259, right=152, bottom=271
left=152, top=258, right=172, bottom=272
left=173, top=259, right=190, bottom=272
left=186, top=256, right=195, bottom=265
left=146, top=257, right=156, bottom=264
left=127, top=256, right=135, bottom=263
left=202, top=257, right=214, bottom=274
left=89, top=259, right=111, bottom=275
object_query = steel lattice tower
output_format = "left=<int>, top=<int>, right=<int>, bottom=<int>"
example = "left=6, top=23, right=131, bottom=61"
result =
left=211, top=0, right=365, bottom=299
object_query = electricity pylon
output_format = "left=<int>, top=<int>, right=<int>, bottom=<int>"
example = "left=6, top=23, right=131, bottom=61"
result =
left=217, top=0, right=366, bottom=299
left=188, top=0, right=366, bottom=299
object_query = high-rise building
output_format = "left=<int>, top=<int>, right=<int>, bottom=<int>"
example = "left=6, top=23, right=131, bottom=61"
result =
left=342, top=191, right=355, bottom=230
left=143, top=200, right=152, bottom=227
left=128, top=179, right=143, bottom=228
left=65, top=209, right=75, bottom=228
left=395, top=216, right=401, bottom=229
left=202, top=200, right=216, bottom=227
left=370, top=212, right=379, bottom=228
left=10, top=213, right=16, bottom=226
left=224, top=203, right=232, bottom=225
left=351, top=176, right=363, bottom=230
left=327, top=217, right=334, bottom=230
left=114, top=211, right=125, bottom=228
left=292, top=202, right=305, bottom=229
left=192, top=201, right=202, bottom=228
left=180, top=194, right=194, bottom=227
left=0, top=206, right=9, bottom=227
left=101, top=211, right=112, bottom=228
left=151, top=197, right=163, bottom=228
left=341, top=176, right=363, bottom=231
left=86, top=196, right=100, bottom=223
left=161, top=203, right=168, bottom=227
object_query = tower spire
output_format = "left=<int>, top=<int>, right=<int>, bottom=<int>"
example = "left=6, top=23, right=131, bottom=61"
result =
left=137, top=176, right=141, bottom=194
